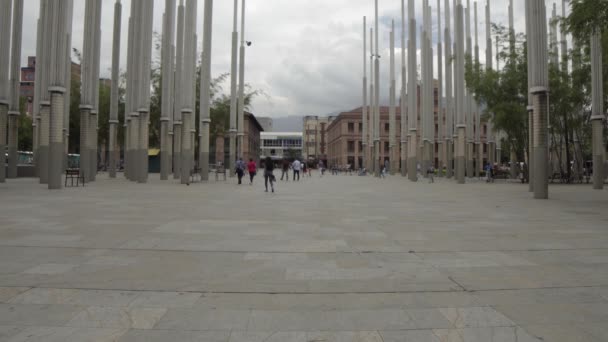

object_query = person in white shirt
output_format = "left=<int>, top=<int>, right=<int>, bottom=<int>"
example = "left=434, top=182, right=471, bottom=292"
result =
left=292, top=159, right=302, bottom=181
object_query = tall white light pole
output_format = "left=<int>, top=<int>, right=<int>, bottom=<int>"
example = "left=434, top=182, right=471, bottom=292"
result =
left=445, top=0, right=454, bottom=178
left=374, top=0, right=381, bottom=177
left=485, top=0, right=494, bottom=167
left=369, top=27, right=375, bottom=174
left=437, top=0, right=444, bottom=175
left=160, top=0, right=176, bottom=180
left=0, top=0, right=12, bottom=183
left=400, top=0, right=407, bottom=177
left=109, top=0, right=122, bottom=179
left=455, top=1, right=466, bottom=184
left=591, top=30, right=604, bottom=189
left=200, top=0, right=213, bottom=181
left=407, top=0, right=418, bottom=181
left=228, top=0, right=239, bottom=176
left=362, top=16, right=368, bottom=171
left=7, top=0, right=24, bottom=180
left=474, top=2, right=482, bottom=177
left=180, top=0, right=196, bottom=185
left=237, top=0, right=246, bottom=160
left=173, top=0, right=184, bottom=180
left=527, top=0, right=549, bottom=199
left=465, top=1, right=474, bottom=178
left=389, top=20, right=396, bottom=175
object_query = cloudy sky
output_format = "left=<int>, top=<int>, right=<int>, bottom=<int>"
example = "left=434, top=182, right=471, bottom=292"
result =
left=19, top=0, right=559, bottom=118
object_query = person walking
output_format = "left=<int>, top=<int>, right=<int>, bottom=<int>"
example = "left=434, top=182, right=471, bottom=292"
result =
left=235, top=158, right=245, bottom=185
left=302, top=162, right=307, bottom=178
left=292, top=159, right=301, bottom=181
left=247, top=158, right=257, bottom=185
left=264, top=156, right=276, bottom=193
left=281, top=158, right=290, bottom=181
left=427, top=165, right=435, bottom=183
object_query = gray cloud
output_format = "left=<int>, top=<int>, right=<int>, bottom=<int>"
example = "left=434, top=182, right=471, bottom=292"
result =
left=18, top=0, right=558, bottom=118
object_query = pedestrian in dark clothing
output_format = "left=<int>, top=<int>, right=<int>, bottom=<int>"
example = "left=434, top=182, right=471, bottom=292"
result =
left=281, top=159, right=290, bottom=181
left=235, top=158, right=245, bottom=185
left=264, top=156, right=275, bottom=193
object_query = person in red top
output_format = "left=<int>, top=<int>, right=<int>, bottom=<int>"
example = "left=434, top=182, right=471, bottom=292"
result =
left=247, top=158, right=257, bottom=185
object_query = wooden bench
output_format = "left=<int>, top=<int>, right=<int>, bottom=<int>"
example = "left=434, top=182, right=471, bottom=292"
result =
left=65, top=168, right=85, bottom=187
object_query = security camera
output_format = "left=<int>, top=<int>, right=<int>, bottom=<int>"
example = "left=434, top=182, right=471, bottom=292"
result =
left=246, top=41, right=252, bottom=46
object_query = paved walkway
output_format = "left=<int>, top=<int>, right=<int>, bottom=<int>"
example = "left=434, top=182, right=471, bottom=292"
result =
left=0, top=173, right=607, bottom=341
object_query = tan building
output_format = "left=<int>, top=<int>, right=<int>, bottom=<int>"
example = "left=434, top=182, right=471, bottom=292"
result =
left=327, top=83, right=490, bottom=170
left=302, top=115, right=335, bottom=162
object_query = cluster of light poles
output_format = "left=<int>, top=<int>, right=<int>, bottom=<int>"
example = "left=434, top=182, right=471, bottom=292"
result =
left=0, top=0, right=236, bottom=189
left=360, top=0, right=604, bottom=199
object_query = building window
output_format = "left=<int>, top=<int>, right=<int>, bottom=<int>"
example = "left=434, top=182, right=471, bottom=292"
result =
left=385, top=123, right=389, bottom=132
left=347, top=141, right=355, bottom=153
left=348, top=122, right=355, bottom=133
left=358, top=141, right=363, bottom=152
left=358, top=122, right=363, bottom=132
left=384, top=141, right=389, bottom=152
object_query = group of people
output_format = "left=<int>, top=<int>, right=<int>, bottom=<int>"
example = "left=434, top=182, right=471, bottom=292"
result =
left=234, top=157, right=311, bottom=193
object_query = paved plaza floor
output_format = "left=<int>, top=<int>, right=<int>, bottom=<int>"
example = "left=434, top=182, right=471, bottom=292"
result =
left=0, top=173, right=607, bottom=341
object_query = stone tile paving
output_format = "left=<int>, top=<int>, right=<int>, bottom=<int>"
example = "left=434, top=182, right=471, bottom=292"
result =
left=0, top=174, right=607, bottom=341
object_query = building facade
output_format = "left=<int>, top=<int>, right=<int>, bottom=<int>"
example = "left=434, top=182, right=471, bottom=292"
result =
left=21, top=56, right=81, bottom=116
left=242, top=112, right=264, bottom=162
left=302, top=115, right=334, bottom=162
left=327, top=83, right=489, bottom=170
left=260, top=132, right=303, bottom=161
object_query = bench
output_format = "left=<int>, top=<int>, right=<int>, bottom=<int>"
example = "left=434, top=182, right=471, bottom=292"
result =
left=65, top=168, right=85, bottom=187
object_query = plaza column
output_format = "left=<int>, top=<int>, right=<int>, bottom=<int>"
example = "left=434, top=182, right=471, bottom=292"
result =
left=32, top=17, right=42, bottom=177
left=373, top=0, right=380, bottom=178
left=79, top=0, right=96, bottom=183
left=38, top=0, right=51, bottom=184
left=407, top=0, right=418, bottom=181
left=421, top=1, right=430, bottom=175
left=161, top=0, right=176, bottom=180
left=63, top=2, right=74, bottom=171
left=507, top=0, right=519, bottom=179
left=47, top=0, right=71, bottom=189
left=525, top=0, right=534, bottom=192
left=485, top=0, right=495, bottom=167
left=528, top=0, right=549, bottom=199
left=89, top=0, right=102, bottom=182
left=124, top=16, right=134, bottom=180
left=389, top=20, right=397, bottom=175
left=455, top=1, right=466, bottom=184
left=400, top=0, right=407, bottom=177
left=180, top=0, right=196, bottom=185
left=199, top=0, right=213, bottom=181
left=139, top=0, right=154, bottom=184
left=362, top=16, right=368, bottom=172
left=237, top=0, right=246, bottom=160
left=465, top=1, right=474, bottom=178
left=369, top=27, right=375, bottom=175
left=444, top=0, right=454, bottom=178
left=590, top=30, right=604, bottom=189
left=173, top=0, right=184, bottom=180
left=7, top=0, right=23, bottom=179
left=474, top=2, right=482, bottom=177
left=436, top=0, right=443, bottom=176
left=109, top=0, right=122, bottom=179
left=228, top=0, right=238, bottom=176
left=0, top=0, right=12, bottom=183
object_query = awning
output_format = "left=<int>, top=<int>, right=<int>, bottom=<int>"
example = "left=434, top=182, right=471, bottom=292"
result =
left=148, top=148, right=160, bottom=156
